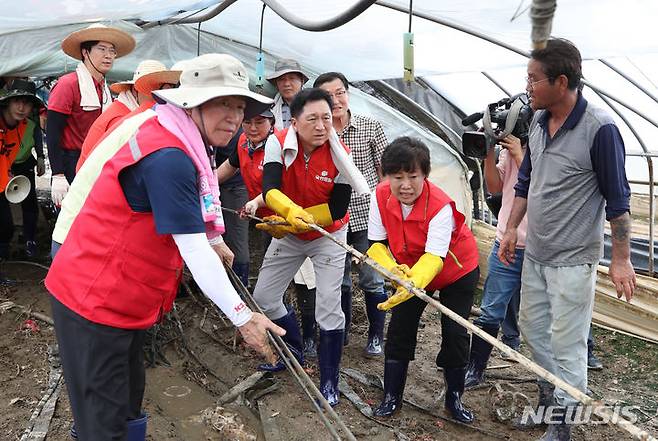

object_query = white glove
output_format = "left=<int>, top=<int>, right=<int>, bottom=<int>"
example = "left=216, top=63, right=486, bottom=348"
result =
left=243, top=198, right=260, bottom=217
left=51, top=174, right=69, bottom=207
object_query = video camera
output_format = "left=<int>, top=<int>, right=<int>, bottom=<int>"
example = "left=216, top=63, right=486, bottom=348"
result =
left=461, top=93, right=533, bottom=159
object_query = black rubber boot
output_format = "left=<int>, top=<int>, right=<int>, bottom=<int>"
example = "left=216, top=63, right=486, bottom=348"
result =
left=364, top=291, right=387, bottom=357
left=295, top=285, right=317, bottom=358
left=537, top=406, right=572, bottom=441
left=340, top=287, right=352, bottom=346
left=258, top=309, right=304, bottom=372
left=464, top=324, right=499, bottom=388
left=373, top=359, right=409, bottom=417
left=318, top=329, right=344, bottom=407
left=444, top=367, right=474, bottom=423
left=512, top=381, right=556, bottom=429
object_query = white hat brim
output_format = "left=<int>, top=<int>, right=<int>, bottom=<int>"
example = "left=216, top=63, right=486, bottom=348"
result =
left=153, top=86, right=273, bottom=115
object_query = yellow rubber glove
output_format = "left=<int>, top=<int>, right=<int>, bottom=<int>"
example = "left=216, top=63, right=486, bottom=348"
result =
left=255, top=215, right=296, bottom=239
left=366, top=242, right=413, bottom=287
left=305, top=203, right=333, bottom=227
left=265, top=189, right=314, bottom=232
left=378, top=252, right=444, bottom=311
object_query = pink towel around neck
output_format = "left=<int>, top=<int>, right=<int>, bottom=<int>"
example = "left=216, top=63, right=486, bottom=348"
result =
left=154, top=104, right=225, bottom=235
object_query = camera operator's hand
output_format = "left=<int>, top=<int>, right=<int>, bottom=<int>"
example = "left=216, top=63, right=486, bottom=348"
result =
left=499, top=135, right=525, bottom=167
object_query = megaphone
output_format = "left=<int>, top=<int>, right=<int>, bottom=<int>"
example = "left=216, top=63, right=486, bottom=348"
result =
left=6, top=175, right=31, bottom=204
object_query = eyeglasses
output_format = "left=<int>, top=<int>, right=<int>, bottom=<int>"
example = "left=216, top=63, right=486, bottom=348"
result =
left=93, top=45, right=117, bottom=58
left=326, top=89, right=347, bottom=99
left=525, top=77, right=552, bottom=88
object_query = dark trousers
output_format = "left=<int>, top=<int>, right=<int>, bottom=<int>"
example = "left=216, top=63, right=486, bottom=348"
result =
left=62, top=149, right=81, bottom=184
left=219, top=184, right=249, bottom=265
left=0, top=192, right=13, bottom=257
left=50, top=296, right=146, bottom=441
left=11, top=157, right=39, bottom=242
left=385, top=268, right=479, bottom=369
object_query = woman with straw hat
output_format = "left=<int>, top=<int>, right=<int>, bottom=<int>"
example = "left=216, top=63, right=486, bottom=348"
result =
left=47, top=23, right=135, bottom=207
left=76, top=60, right=180, bottom=170
left=45, top=53, right=280, bottom=441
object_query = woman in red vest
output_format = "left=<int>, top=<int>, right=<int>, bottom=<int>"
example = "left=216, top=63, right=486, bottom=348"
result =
left=366, top=137, right=480, bottom=423
left=216, top=108, right=277, bottom=219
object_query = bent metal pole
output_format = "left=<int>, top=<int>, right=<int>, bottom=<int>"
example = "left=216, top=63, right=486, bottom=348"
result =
left=222, top=206, right=656, bottom=440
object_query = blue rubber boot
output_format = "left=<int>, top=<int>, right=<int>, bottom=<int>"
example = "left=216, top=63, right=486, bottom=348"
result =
left=340, top=288, right=352, bottom=346
left=364, top=291, right=387, bottom=357
left=318, top=329, right=344, bottom=407
left=126, top=413, right=148, bottom=441
left=258, top=309, right=304, bottom=372
left=444, top=367, right=474, bottom=423
left=373, top=359, right=409, bottom=417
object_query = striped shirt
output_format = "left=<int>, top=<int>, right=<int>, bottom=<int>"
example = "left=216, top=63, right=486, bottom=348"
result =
left=338, top=113, right=388, bottom=232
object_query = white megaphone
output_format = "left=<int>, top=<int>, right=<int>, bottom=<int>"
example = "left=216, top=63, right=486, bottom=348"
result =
left=6, top=175, right=31, bottom=204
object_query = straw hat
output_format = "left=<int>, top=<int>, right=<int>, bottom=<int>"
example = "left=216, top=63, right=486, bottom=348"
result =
left=110, top=60, right=179, bottom=94
left=153, top=53, right=272, bottom=117
left=61, top=24, right=135, bottom=60
left=0, top=79, right=44, bottom=109
left=266, top=58, right=309, bottom=85
left=134, top=68, right=181, bottom=95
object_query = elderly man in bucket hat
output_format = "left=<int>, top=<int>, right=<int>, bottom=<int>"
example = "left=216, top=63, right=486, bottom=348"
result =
left=47, top=24, right=135, bottom=207
left=267, top=58, right=308, bottom=131
left=45, top=54, right=281, bottom=441
left=0, top=80, right=44, bottom=267
left=77, top=60, right=181, bottom=170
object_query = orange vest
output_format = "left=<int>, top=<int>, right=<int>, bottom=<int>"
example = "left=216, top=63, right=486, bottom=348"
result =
left=375, top=179, right=478, bottom=290
left=46, top=117, right=185, bottom=329
left=77, top=100, right=130, bottom=171
left=0, top=117, right=27, bottom=192
left=274, top=128, right=349, bottom=240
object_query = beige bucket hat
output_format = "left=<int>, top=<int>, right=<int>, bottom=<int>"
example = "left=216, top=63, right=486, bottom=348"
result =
left=153, top=53, right=273, bottom=116
left=266, top=58, right=309, bottom=85
left=61, top=24, right=135, bottom=60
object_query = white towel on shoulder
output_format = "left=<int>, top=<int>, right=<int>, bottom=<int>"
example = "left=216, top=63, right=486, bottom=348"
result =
left=280, top=126, right=370, bottom=196
left=115, top=90, right=139, bottom=111
left=76, top=63, right=112, bottom=112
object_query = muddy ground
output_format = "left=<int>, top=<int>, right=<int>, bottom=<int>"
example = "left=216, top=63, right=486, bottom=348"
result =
left=0, top=217, right=657, bottom=440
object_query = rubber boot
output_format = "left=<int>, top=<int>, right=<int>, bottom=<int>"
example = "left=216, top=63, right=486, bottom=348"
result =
left=464, top=324, right=499, bottom=388
left=512, top=381, right=555, bottom=429
left=373, top=359, right=409, bottom=417
left=295, top=284, right=317, bottom=358
left=126, top=413, right=148, bottom=441
left=318, top=329, right=344, bottom=407
left=364, top=291, right=387, bottom=357
left=537, top=406, right=572, bottom=441
left=258, top=309, right=304, bottom=372
left=340, top=287, right=352, bottom=346
left=231, top=262, right=250, bottom=288
left=444, top=367, right=474, bottom=423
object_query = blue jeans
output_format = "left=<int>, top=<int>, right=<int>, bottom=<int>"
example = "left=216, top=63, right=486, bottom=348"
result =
left=341, top=229, right=384, bottom=296
left=474, top=241, right=524, bottom=333
left=501, top=289, right=521, bottom=349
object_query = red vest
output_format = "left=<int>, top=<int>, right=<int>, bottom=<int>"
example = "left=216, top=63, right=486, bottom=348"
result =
left=236, top=132, right=274, bottom=217
left=275, top=129, right=349, bottom=240
left=376, top=179, right=478, bottom=291
left=45, top=117, right=186, bottom=329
